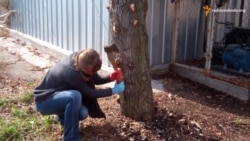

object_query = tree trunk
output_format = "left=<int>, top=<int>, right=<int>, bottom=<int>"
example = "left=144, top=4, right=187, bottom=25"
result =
left=108, top=0, right=154, bottom=121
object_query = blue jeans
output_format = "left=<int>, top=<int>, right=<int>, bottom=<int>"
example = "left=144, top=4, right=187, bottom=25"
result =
left=35, top=90, right=88, bottom=141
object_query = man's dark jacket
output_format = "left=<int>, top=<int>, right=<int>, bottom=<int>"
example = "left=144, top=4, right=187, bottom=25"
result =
left=33, top=52, right=112, bottom=118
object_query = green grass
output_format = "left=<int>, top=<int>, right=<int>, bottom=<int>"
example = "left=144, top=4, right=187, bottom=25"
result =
left=6, top=91, right=33, bottom=104
left=234, top=116, right=250, bottom=125
left=0, top=115, right=57, bottom=141
left=0, top=99, right=7, bottom=106
left=19, top=91, right=33, bottom=103
left=0, top=91, right=60, bottom=141
left=27, top=81, right=35, bottom=87
left=11, top=107, right=29, bottom=119
left=0, top=121, right=21, bottom=141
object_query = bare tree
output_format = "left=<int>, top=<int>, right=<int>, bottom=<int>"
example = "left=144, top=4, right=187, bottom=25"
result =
left=106, top=0, right=154, bottom=121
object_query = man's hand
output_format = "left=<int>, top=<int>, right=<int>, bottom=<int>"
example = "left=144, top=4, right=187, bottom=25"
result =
left=109, top=68, right=123, bottom=82
left=112, top=81, right=125, bottom=94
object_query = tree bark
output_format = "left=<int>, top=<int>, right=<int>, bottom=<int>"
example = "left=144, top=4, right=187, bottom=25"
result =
left=108, top=0, right=154, bottom=121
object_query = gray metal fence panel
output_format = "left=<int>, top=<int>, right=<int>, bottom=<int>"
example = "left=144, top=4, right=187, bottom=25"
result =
left=9, top=0, right=112, bottom=66
left=175, top=0, right=204, bottom=62
left=242, top=0, right=250, bottom=28
left=147, top=0, right=174, bottom=66
left=9, top=0, right=176, bottom=67
left=12, top=0, right=240, bottom=68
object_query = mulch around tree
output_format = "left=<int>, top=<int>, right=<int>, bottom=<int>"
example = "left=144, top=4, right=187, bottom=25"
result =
left=79, top=73, right=250, bottom=141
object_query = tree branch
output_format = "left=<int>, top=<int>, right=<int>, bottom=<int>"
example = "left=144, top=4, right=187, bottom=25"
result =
left=0, top=10, right=16, bottom=25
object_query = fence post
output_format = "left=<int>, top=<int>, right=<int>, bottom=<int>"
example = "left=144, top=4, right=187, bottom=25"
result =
left=171, top=0, right=180, bottom=64
left=204, top=1, right=215, bottom=74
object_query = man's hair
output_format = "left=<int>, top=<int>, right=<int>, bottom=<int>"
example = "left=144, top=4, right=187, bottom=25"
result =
left=74, top=49, right=102, bottom=73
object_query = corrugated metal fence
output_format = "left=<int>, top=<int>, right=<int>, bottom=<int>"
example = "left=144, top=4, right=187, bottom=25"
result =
left=8, top=0, right=175, bottom=67
left=8, top=0, right=250, bottom=68
left=10, top=0, right=112, bottom=66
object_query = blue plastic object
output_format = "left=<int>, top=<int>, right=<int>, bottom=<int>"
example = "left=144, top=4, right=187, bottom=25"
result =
left=221, top=44, right=250, bottom=73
